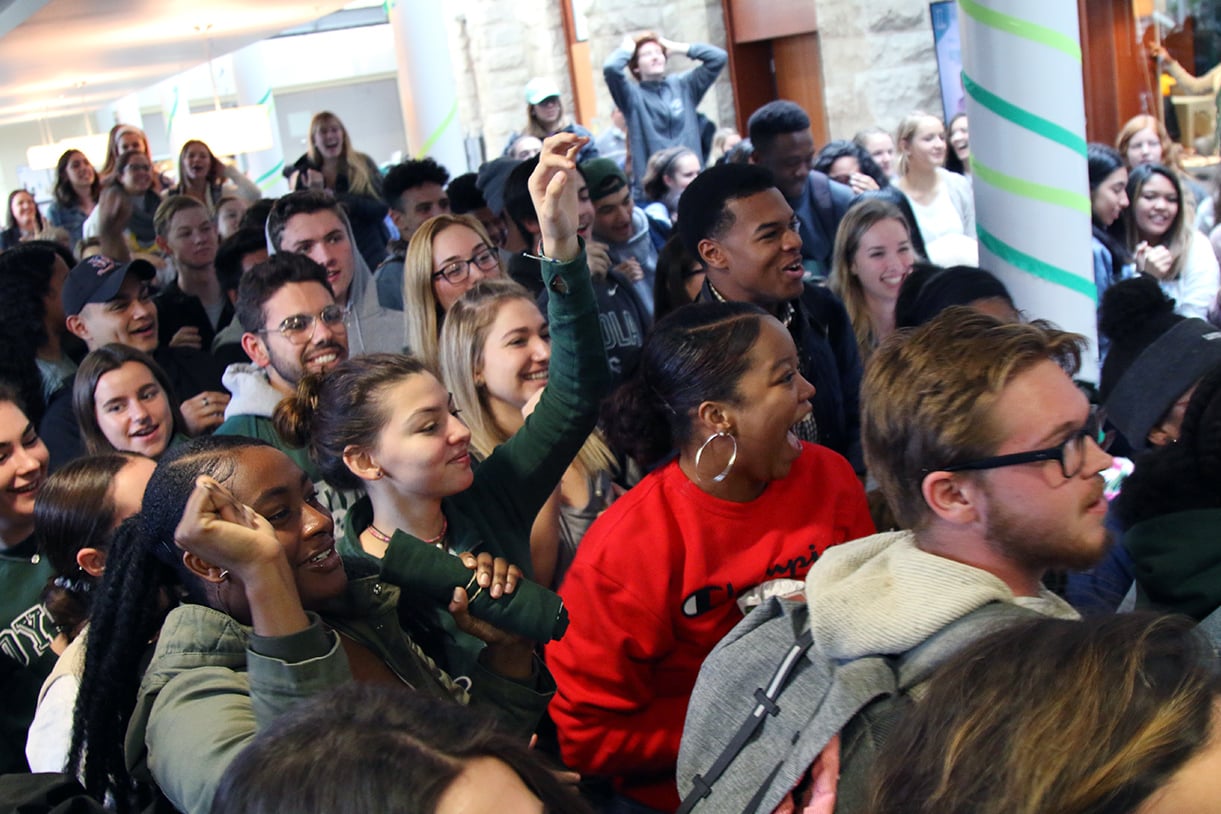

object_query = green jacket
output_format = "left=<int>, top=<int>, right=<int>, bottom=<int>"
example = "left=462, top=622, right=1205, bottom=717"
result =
left=0, top=536, right=57, bottom=773
left=1126, top=508, right=1221, bottom=620
left=126, top=573, right=554, bottom=814
left=215, top=412, right=317, bottom=480
left=339, top=248, right=611, bottom=678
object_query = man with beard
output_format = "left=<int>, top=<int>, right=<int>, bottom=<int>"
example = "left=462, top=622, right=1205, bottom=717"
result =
left=216, top=253, right=348, bottom=479
left=679, top=309, right=1114, bottom=814
left=266, top=192, right=404, bottom=355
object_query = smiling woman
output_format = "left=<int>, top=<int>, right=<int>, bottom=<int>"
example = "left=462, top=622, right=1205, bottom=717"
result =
left=73, top=344, right=187, bottom=460
left=67, top=436, right=555, bottom=814
left=547, top=301, right=874, bottom=813
left=829, top=197, right=918, bottom=361
left=273, top=133, right=611, bottom=686
left=0, top=381, right=57, bottom=774
left=439, top=277, right=619, bottom=589
left=1122, top=163, right=1220, bottom=320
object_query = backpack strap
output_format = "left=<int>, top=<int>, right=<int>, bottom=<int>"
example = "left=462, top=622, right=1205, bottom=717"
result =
left=676, top=627, right=814, bottom=814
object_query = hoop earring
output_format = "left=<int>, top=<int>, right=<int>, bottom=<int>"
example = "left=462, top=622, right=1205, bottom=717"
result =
left=694, top=431, right=737, bottom=483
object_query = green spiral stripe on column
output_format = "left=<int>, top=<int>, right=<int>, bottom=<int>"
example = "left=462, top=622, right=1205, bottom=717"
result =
left=970, top=156, right=1089, bottom=214
left=416, top=99, right=458, bottom=158
left=977, top=226, right=1097, bottom=301
left=957, top=0, right=1080, bottom=59
left=256, top=160, right=285, bottom=190
left=962, top=73, right=1086, bottom=156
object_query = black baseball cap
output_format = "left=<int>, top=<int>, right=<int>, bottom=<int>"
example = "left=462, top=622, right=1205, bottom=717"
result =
left=63, top=255, right=156, bottom=316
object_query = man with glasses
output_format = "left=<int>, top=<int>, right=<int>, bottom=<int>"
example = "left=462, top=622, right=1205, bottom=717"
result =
left=267, top=191, right=404, bottom=355
left=679, top=308, right=1112, bottom=813
left=217, top=252, right=350, bottom=479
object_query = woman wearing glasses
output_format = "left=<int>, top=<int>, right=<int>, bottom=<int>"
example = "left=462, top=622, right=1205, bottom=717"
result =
left=402, top=214, right=503, bottom=370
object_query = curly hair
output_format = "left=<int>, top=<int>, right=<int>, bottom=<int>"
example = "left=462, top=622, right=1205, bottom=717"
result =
left=0, top=240, right=75, bottom=349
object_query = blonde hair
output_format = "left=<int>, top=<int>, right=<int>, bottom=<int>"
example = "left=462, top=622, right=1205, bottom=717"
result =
left=895, top=111, right=942, bottom=178
left=864, top=308, right=1084, bottom=528
left=403, top=214, right=501, bottom=371
left=307, top=111, right=379, bottom=199
left=828, top=198, right=912, bottom=362
left=439, top=278, right=616, bottom=476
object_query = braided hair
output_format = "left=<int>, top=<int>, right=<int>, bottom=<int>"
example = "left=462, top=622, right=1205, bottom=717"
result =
left=68, top=436, right=267, bottom=809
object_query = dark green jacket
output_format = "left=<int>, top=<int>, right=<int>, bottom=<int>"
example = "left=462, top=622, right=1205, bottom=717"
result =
left=339, top=248, right=611, bottom=678
left=1126, top=508, right=1221, bottom=620
left=0, top=536, right=57, bottom=773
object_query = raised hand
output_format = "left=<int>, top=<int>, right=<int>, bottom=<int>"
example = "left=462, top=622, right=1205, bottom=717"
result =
left=528, top=133, right=588, bottom=263
left=174, top=476, right=282, bottom=576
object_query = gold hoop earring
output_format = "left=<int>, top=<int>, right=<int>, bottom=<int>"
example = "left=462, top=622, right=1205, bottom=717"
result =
left=694, top=431, right=737, bottom=483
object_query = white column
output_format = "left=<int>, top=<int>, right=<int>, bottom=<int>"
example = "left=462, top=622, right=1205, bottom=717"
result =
left=387, top=0, right=468, bottom=173
left=958, top=0, right=1098, bottom=377
left=233, top=45, right=290, bottom=196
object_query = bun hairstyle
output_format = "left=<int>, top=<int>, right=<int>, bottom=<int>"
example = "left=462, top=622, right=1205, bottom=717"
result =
left=601, top=301, right=767, bottom=467
left=35, top=452, right=138, bottom=637
left=274, top=353, right=433, bottom=491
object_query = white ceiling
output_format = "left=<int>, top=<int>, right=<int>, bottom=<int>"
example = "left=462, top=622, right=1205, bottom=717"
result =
left=0, top=0, right=350, bottom=128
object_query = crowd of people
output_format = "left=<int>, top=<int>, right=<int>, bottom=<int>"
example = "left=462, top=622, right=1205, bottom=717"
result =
left=1, top=27, right=1221, bottom=814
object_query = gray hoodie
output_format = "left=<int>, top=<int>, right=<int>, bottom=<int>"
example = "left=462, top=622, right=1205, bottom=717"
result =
left=267, top=205, right=406, bottom=356
left=605, top=207, right=657, bottom=315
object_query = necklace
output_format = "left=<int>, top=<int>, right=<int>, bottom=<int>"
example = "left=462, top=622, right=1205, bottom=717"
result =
left=367, top=516, right=449, bottom=548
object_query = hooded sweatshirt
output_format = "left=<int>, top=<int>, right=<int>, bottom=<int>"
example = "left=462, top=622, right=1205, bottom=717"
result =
left=602, top=42, right=727, bottom=193
left=266, top=205, right=405, bottom=356
left=605, top=207, right=658, bottom=315
left=804, top=531, right=1078, bottom=662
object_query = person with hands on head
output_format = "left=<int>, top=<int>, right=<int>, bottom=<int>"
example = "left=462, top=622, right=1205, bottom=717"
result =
left=602, top=30, right=727, bottom=194
left=68, top=436, right=552, bottom=814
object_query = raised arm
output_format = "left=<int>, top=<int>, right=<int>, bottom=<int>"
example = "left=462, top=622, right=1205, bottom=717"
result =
left=674, top=41, right=728, bottom=103
left=603, top=37, right=638, bottom=114
left=472, top=134, right=612, bottom=531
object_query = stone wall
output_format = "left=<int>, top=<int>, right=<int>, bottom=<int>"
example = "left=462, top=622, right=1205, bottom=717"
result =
left=813, top=0, right=943, bottom=140
left=441, top=0, right=943, bottom=164
left=444, top=0, right=735, bottom=165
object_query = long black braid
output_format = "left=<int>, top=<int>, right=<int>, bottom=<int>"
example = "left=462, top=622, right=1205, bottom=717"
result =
left=68, top=436, right=266, bottom=810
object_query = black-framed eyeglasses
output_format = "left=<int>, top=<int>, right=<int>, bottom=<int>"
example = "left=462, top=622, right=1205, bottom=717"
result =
left=938, top=407, right=1113, bottom=480
left=259, top=304, right=346, bottom=345
left=432, top=246, right=499, bottom=284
